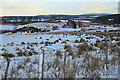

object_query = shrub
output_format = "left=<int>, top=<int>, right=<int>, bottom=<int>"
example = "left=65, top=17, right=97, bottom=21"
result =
left=110, top=44, right=118, bottom=52
left=100, top=35, right=104, bottom=38
left=62, top=41, right=67, bottom=44
left=58, top=38, right=62, bottom=40
left=86, top=37, right=90, bottom=39
left=27, top=46, right=30, bottom=49
left=40, top=37, right=42, bottom=39
left=46, top=39, right=49, bottom=40
left=21, top=42, right=25, bottom=45
left=28, top=51, right=33, bottom=56
left=80, top=38, right=85, bottom=42
left=110, top=37, right=115, bottom=41
left=56, top=50, right=62, bottom=59
left=40, top=42, right=44, bottom=44
left=96, top=39, right=100, bottom=43
left=45, top=42, right=48, bottom=46
left=64, top=45, right=75, bottom=59
left=77, top=43, right=92, bottom=52
left=99, top=43, right=104, bottom=49
left=16, top=51, right=24, bottom=56
left=117, top=42, right=120, bottom=46
left=94, top=43, right=99, bottom=47
left=1, top=53, right=15, bottom=59
left=77, top=44, right=93, bottom=56
left=75, top=40, right=80, bottom=43
left=33, top=51, right=39, bottom=55
left=25, top=58, right=31, bottom=63
left=64, top=45, right=71, bottom=50
left=115, top=38, right=119, bottom=41
left=54, top=57, right=60, bottom=67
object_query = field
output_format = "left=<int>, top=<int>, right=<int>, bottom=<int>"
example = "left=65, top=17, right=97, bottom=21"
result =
left=0, top=24, right=120, bottom=79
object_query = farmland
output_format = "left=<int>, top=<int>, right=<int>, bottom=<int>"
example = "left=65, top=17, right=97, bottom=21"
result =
left=0, top=23, right=119, bottom=79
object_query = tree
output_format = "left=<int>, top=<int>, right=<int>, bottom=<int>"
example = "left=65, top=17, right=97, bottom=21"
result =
left=30, top=16, right=33, bottom=23
left=78, top=20, right=82, bottom=27
left=67, top=20, right=76, bottom=29
left=14, top=17, right=18, bottom=23
left=22, top=16, right=26, bottom=23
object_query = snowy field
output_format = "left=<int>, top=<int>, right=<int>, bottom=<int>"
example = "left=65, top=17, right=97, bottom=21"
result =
left=17, top=22, right=65, bottom=29
left=0, top=25, right=17, bottom=30
left=0, top=24, right=119, bottom=79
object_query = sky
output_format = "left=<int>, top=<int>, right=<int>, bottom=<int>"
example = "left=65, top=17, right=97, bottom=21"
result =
left=0, top=0, right=119, bottom=16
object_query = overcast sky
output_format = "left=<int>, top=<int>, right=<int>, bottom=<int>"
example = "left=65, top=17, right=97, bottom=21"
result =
left=0, top=0, right=119, bottom=16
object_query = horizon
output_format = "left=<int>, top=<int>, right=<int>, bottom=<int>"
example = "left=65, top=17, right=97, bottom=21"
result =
left=1, top=13, right=116, bottom=17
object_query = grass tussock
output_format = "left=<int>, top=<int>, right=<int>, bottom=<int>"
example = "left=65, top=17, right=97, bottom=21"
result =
left=56, top=50, right=62, bottom=59
left=64, top=45, right=75, bottom=59
left=77, top=43, right=93, bottom=56
left=1, top=53, right=15, bottom=59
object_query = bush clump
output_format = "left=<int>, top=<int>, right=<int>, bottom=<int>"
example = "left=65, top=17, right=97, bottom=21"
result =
left=56, top=50, right=62, bottom=59
left=1, top=53, right=15, bottom=59
left=77, top=44, right=93, bottom=56
left=16, top=51, right=25, bottom=56
left=80, top=38, right=85, bottom=42
left=64, top=45, right=75, bottom=59
left=75, top=40, right=80, bottom=43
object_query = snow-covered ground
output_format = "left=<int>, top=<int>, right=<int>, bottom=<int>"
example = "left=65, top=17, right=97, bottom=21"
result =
left=0, top=25, right=17, bottom=30
left=0, top=24, right=119, bottom=79
left=0, top=32, right=119, bottom=78
left=50, top=28, right=81, bottom=32
left=17, top=22, right=65, bottom=29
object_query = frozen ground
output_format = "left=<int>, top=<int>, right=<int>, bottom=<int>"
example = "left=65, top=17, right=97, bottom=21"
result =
left=17, top=22, right=65, bottom=29
left=0, top=24, right=119, bottom=79
left=0, top=25, right=17, bottom=30
left=0, top=32, right=119, bottom=78
left=50, top=28, right=81, bottom=32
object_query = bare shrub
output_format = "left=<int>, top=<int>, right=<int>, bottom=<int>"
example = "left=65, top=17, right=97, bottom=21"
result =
left=94, top=42, right=99, bottom=47
left=16, top=51, right=24, bottom=56
left=1, top=53, right=15, bottom=59
left=40, top=37, right=42, bottom=39
left=77, top=43, right=93, bottom=56
left=64, top=45, right=75, bottom=59
left=21, top=42, right=25, bottom=45
left=61, top=41, right=67, bottom=44
left=86, top=37, right=90, bottom=39
left=80, top=38, right=85, bottom=42
left=56, top=50, right=62, bottom=59
left=75, top=40, right=80, bottom=43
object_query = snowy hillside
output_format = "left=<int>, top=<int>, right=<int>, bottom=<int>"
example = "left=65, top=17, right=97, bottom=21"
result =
left=18, top=22, right=65, bottom=29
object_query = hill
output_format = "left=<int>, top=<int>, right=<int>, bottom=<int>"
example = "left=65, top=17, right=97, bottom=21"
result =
left=92, top=14, right=120, bottom=25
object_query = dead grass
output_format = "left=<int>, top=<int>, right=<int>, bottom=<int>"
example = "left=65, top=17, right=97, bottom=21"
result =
left=77, top=43, right=93, bottom=57
left=1, top=53, right=15, bottom=59
left=56, top=50, right=62, bottom=59
left=75, top=40, right=80, bottom=43
left=64, top=45, right=75, bottom=59
left=80, top=38, right=85, bottom=42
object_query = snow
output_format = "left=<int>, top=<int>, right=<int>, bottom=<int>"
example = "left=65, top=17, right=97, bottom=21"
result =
left=17, top=22, right=65, bottom=29
left=0, top=24, right=119, bottom=78
left=51, top=28, right=81, bottom=32
left=81, top=20, right=91, bottom=23
left=0, top=25, right=17, bottom=30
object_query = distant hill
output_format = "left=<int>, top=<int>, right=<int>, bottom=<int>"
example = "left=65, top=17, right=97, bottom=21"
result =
left=36, top=13, right=111, bottom=19
left=1, top=13, right=112, bottom=25
left=92, top=14, right=120, bottom=25
left=1, top=13, right=111, bottom=19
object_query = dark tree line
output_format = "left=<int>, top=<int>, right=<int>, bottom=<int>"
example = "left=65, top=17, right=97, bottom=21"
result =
left=67, top=20, right=82, bottom=29
left=1, top=16, right=41, bottom=25
left=91, top=14, right=120, bottom=25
